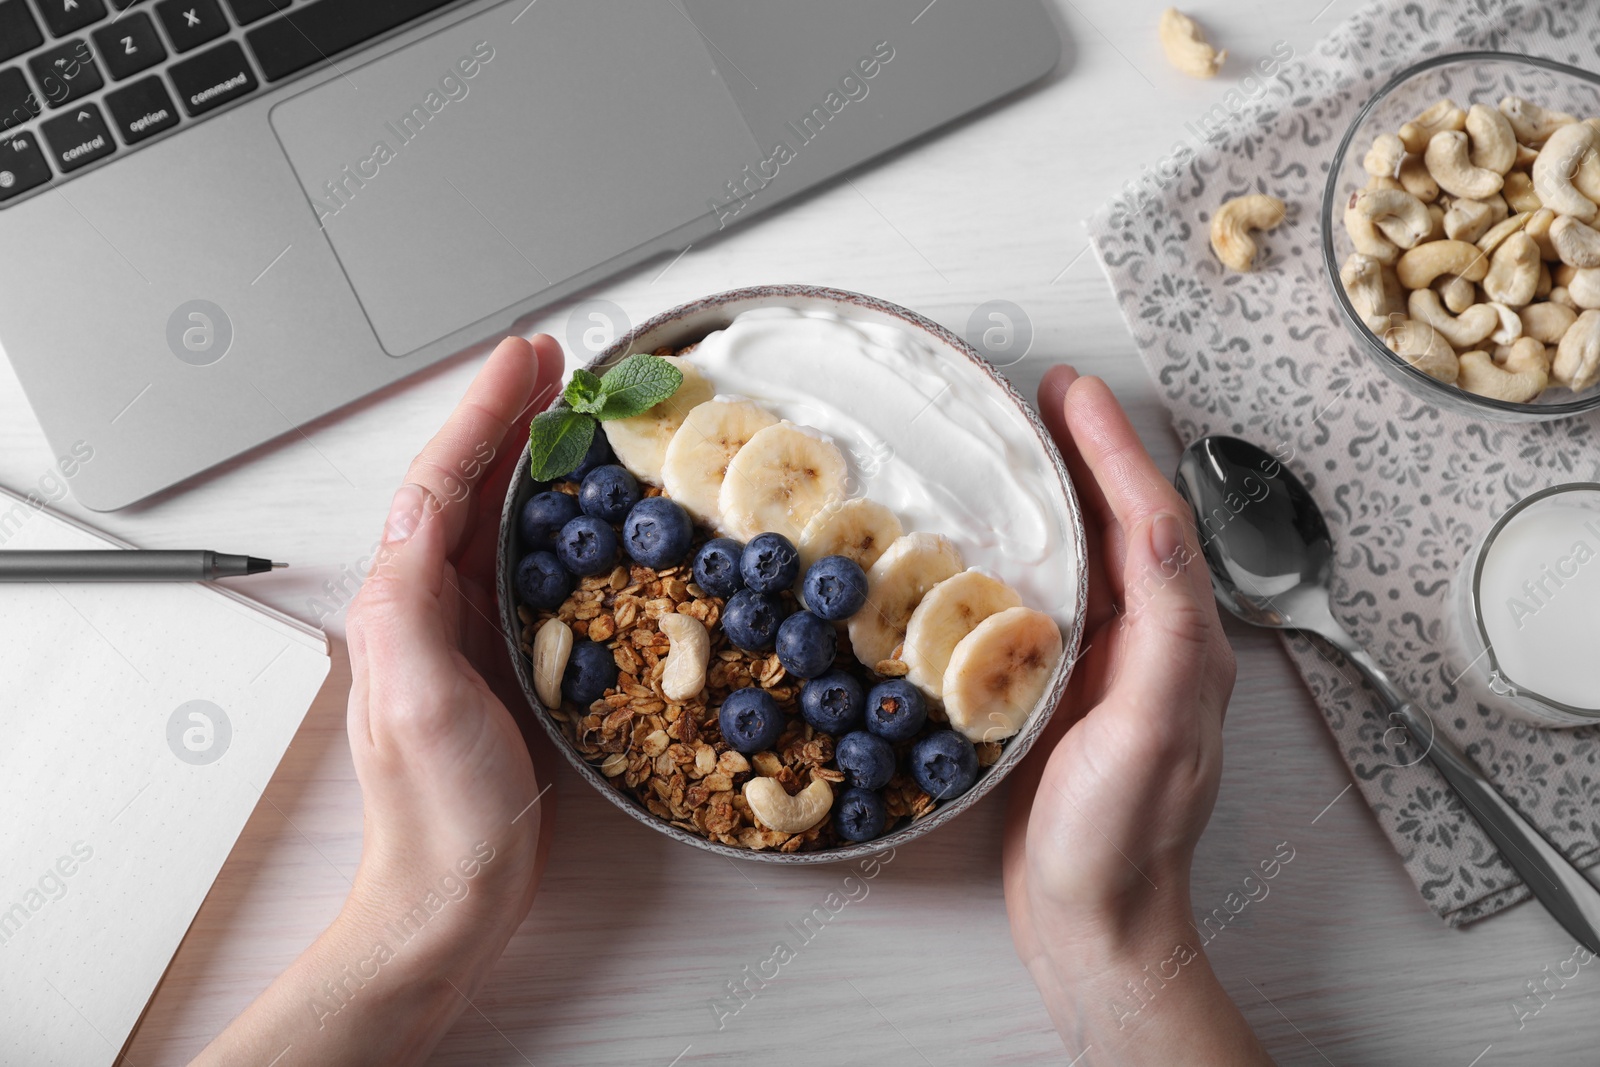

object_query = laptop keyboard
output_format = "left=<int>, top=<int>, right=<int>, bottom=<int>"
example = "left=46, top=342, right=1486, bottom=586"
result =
left=0, top=0, right=461, bottom=207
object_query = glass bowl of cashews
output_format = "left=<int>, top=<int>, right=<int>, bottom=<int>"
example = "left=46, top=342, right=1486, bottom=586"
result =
left=1322, top=52, right=1600, bottom=421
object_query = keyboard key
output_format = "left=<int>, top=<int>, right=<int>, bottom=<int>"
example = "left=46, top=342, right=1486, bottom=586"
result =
left=34, top=0, right=107, bottom=36
left=0, top=2, right=44, bottom=62
left=28, top=39, right=102, bottom=107
left=246, top=0, right=452, bottom=82
left=91, top=10, right=164, bottom=77
left=0, top=67, right=39, bottom=131
left=154, top=0, right=227, bottom=52
left=0, top=130, right=50, bottom=201
left=224, top=0, right=286, bottom=25
left=168, top=39, right=254, bottom=115
left=40, top=100, right=113, bottom=171
left=104, top=72, right=176, bottom=141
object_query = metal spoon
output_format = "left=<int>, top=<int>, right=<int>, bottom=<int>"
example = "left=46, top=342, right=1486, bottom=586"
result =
left=1174, top=434, right=1600, bottom=952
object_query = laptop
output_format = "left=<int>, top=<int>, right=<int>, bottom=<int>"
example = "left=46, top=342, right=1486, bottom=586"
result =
left=0, top=0, right=1060, bottom=511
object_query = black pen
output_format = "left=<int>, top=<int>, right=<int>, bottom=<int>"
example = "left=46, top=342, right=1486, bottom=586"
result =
left=0, top=550, right=288, bottom=582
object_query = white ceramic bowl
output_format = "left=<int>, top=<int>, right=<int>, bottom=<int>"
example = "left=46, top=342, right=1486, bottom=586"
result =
left=497, top=285, right=1089, bottom=863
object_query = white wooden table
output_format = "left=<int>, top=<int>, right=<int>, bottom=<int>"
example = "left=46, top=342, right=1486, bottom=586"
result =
left=4, top=2, right=1595, bottom=1062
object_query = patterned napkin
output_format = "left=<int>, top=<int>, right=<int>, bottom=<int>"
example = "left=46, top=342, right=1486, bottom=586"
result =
left=1086, top=0, right=1600, bottom=925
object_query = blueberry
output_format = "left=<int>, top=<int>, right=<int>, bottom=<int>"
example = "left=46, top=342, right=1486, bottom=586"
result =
left=579, top=464, right=641, bottom=523
left=802, top=555, right=868, bottom=621
left=864, top=679, right=927, bottom=743
left=721, top=588, right=787, bottom=651
left=693, top=537, right=746, bottom=598
left=799, top=670, right=864, bottom=734
left=514, top=550, right=573, bottom=610
left=835, top=730, right=895, bottom=790
left=718, top=687, right=784, bottom=753
left=555, top=515, right=619, bottom=576
left=562, top=639, right=617, bottom=707
left=622, top=497, right=693, bottom=568
left=834, top=787, right=888, bottom=842
left=775, top=610, right=836, bottom=679
left=740, top=532, right=800, bottom=594
left=909, top=730, right=980, bottom=800
left=569, top=429, right=616, bottom=481
left=518, top=490, right=581, bottom=552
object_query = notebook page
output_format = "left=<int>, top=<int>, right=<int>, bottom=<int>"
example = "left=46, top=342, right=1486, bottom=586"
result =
left=0, top=496, right=331, bottom=1066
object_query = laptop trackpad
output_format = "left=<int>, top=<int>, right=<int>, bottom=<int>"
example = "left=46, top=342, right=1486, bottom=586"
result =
left=269, top=0, right=762, bottom=357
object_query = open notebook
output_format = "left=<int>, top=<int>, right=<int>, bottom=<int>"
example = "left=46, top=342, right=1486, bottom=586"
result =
left=0, top=487, right=331, bottom=1066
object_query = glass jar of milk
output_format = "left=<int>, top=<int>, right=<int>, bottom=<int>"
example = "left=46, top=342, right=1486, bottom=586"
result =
left=1455, top=483, right=1600, bottom=725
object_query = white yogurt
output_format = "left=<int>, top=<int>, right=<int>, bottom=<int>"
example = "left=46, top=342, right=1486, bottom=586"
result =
left=1477, top=496, right=1600, bottom=710
left=683, top=307, right=1078, bottom=629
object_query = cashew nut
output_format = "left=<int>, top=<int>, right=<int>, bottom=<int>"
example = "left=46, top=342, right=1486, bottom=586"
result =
left=1364, top=133, right=1405, bottom=178
left=742, top=777, right=834, bottom=834
left=1486, top=301, right=1523, bottom=345
left=1481, top=231, right=1540, bottom=307
left=1458, top=338, right=1550, bottom=403
left=1435, top=273, right=1476, bottom=314
left=658, top=612, right=710, bottom=703
left=1367, top=174, right=1403, bottom=193
left=1552, top=309, right=1600, bottom=391
left=1398, top=154, right=1439, bottom=202
left=1396, top=238, right=1489, bottom=289
left=1465, top=103, right=1518, bottom=175
left=1531, top=123, right=1600, bottom=221
left=1537, top=261, right=1553, bottom=299
left=532, top=618, right=573, bottom=709
left=1520, top=301, right=1578, bottom=345
left=1551, top=215, right=1600, bottom=269
left=1158, top=8, right=1226, bottom=78
left=1475, top=210, right=1532, bottom=255
left=1498, top=96, right=1576, bottom=145
left=1210, top=193, right=1285, bottom=271
left=1525, top=208, right=1560, bottom=261
left=1425, top=130, right=1505, bottom=200
left=1442, top=196, right=1507, bottom=243
left=1383, top=318, right=1459, bottom=383
left=1570, top=269, right=1600, bottom=310
left=1502, top=170, right=1541, bottom=212
left=1399, top=99, right=1466, bottom=154
left=1551, top=286, right=1577, bottom=310
left=1347, top=187, right=1430, bottom=263
left=1513, top=143, right=1541, bottom=171
left=1341, top=253, right=1398, bottom=329
left=1407, top=287, right=1496, bottom=347
left=1554, top=262, right=1578, bottom=288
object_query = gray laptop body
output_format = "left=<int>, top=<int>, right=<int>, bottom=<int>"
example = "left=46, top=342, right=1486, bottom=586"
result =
left=0, top=0, right=1059, bottom=511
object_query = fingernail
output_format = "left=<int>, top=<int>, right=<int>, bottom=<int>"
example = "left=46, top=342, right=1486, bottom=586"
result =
left=383, top=484, right=426, bottom=544
left=1150, top=514, right=1186, bottom=572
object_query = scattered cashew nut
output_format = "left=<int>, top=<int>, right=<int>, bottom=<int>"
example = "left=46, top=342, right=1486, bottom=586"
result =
left=1396, top=239, right=1488, bottom=289
left=1425, top=130, right=1505, bottom=200
left=1457, top=338, right=1550, bottom=403
left=1158, top=8, right=1226, bottom=78
left=1406, top=287, right=1496, bottom=348
left=1551, top=215, right=1600, bottom=269
left=532, top=618, right=573, bottom=709
left=1552, top=309, right=1600, bottom=391
left=1520, top=301, right=1578, bottom=345
left=1210, top=193, right=1285, bottom=271
left=1499, top=96, right=1576, bottom=146
left=1383, top=318, right=1459, bottom=383
left=1481, top=231, right=1540, bottom=307
left=742, top=777, right=834, bottom=834
left=1532, top=123, right=1600, bottom=221
left=658, top=612, right=710, bottom=703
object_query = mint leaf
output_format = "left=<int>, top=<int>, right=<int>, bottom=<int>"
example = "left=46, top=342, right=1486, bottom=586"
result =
left=529, top=408, right=597, bottom=481
left=565, top=369, right=606, bottom=415
left=595, top=354, right=684, bottom=421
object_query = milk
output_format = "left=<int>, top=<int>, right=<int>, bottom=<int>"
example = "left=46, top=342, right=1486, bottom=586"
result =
left=1476, top=494, right=1600, bottom=711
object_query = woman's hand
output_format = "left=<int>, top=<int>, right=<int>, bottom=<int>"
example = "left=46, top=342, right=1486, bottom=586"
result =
left=196, top=335, right=565, bottom=1067
left=1002, top=367, right=1273, bottom=1065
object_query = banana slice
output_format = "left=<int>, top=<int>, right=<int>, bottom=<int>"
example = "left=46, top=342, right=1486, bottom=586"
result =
left=717, top=422, right=849, bottom=542
left=846, top=532, right=963, bottom=666
left=660, top=399, right=778, bottom=525
left=943, top=607, right=1063, bottom=743
left=797, top=497, right=904, bottom=574
left=600, top=357, right=715, bottom=485
left=901, top=570, right=1022, bottom=699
